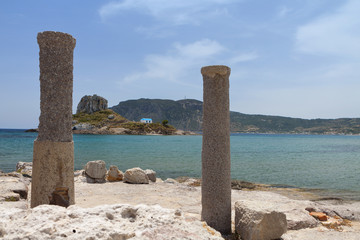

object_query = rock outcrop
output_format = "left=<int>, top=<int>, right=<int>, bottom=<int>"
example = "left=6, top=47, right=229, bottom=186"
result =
left=235, top=200, right=287, bottom=240
left=233, top=191, right=318, bottom=230
left=106, top=166, right=124, bottom=182
left=84, top=160, right=107, bottom=183
left=76, top=94, right=108, bottom=114
left=0, top=204, right=223, bottom=240
left=124, top=167, right=149, bottom=184
left=0, top=176, right=28, bottom=201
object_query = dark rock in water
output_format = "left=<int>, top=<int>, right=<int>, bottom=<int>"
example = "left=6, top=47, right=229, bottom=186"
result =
left=77, top=94, right=108, bottom=114
left=25, top=129, right=38, bottom=132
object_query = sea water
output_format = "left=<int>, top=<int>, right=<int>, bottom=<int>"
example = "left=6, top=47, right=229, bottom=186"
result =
left=1, top=129, right=359, bottom=200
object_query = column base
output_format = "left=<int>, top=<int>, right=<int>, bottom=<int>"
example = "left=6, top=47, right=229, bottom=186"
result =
left=31, top=140, right=74, bottom=208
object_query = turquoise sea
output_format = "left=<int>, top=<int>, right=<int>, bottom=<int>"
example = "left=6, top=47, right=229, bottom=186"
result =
left=1, top=129, right=360, bottom=200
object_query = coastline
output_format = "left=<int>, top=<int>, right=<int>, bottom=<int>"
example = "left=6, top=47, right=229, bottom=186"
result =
left=1, top=168, right=360, bottom=239
left=25, top=128, right=360, bottom=136
left=26, top=128, right=198, bottom=136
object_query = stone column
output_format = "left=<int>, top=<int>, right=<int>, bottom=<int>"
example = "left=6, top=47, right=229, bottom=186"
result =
left=31, top=31, right=76, bottom=208
left=201, top=65, right=231, bottom=234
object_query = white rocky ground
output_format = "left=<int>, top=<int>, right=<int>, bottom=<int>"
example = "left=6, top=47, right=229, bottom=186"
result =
left=1, top=172, right=360, bottom=239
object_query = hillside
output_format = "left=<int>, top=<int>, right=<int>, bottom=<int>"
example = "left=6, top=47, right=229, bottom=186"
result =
left=72, top=109, right=178, bottom=135
left=111, top=99, right=360, bottom=134
left=111, top=99, right=203, bottom=131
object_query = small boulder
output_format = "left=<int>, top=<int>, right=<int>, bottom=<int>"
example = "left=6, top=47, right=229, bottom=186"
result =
left=108, top=114, right=115, bottom=119
left=106, top=166, right=124, bottom=182
left=235, top=200, right=287, bottom=240
left=144, top=169, right=156, bottom=182
left=15, top=162, right=32, bottom=177
left=124, top=167, right=149, bottom=184
left=85, top=160, right=107, bottom=183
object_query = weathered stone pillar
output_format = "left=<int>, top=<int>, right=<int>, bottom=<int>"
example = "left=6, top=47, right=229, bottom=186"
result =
left=201, top=65, right=231, bottom=234
left=31, top=31, right=76, bottom=208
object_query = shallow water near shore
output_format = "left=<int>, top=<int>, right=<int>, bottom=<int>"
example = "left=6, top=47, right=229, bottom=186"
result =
left=1, top=129, right=360, bottom=200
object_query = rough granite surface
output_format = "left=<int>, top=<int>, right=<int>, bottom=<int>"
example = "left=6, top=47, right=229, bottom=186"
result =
left=37, top=31, right=76, bottom=142
left=201, top=65, right=231, bottom=234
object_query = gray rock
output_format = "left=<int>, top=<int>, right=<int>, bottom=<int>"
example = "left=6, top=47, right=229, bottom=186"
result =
left=73, top=123, right=94, bottom=131
left=108, top=114, right=115, bottom=119
left=235, top=200, right=287, bottom=240
left=76, top=94, right=108, bottom=114
left=85, top=160, right=107, bottom=183
left=124, top=167, right=149, bottom=184
left=144, top=169, right=156, bottom=182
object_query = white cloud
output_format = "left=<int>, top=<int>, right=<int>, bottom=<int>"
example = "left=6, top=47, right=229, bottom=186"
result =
left=99, top=0, right=236, bottom=25
left=120, top=39, right=226, bottom=87
left=295, top=0, right=360, bottom=57
left=229, top=52, right=258, bottom=64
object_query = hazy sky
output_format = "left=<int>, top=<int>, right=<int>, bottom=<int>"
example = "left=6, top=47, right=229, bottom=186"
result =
left=1, top=0, right=360, bottom=128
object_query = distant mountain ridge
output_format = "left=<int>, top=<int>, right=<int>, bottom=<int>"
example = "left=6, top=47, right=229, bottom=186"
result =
left=111, top=98, right=360, bottom=134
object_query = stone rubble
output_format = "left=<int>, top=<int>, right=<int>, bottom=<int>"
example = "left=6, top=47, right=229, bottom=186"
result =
left=1, top=162, right=360, bottom=239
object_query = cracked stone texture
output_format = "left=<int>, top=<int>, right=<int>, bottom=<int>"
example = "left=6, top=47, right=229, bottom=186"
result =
left=201, top=65, right=231, bottom=234
left=37, top=31, right=76, bottom=142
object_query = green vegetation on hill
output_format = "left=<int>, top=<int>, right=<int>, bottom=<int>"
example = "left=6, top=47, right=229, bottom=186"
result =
left=111, top=99, right=360, bottom=134
left=73, top=109, right=127, bottom=127
left=72, top=109, right=177, bottom=135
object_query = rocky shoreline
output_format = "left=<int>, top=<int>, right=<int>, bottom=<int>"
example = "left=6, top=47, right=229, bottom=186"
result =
left=26, top=127, right=197, bottom=136
left=1, top=162, right=360, bottom=239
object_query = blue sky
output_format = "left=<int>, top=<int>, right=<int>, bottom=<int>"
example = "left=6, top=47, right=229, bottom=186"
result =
left=1, top=0, right=360, bottom=128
